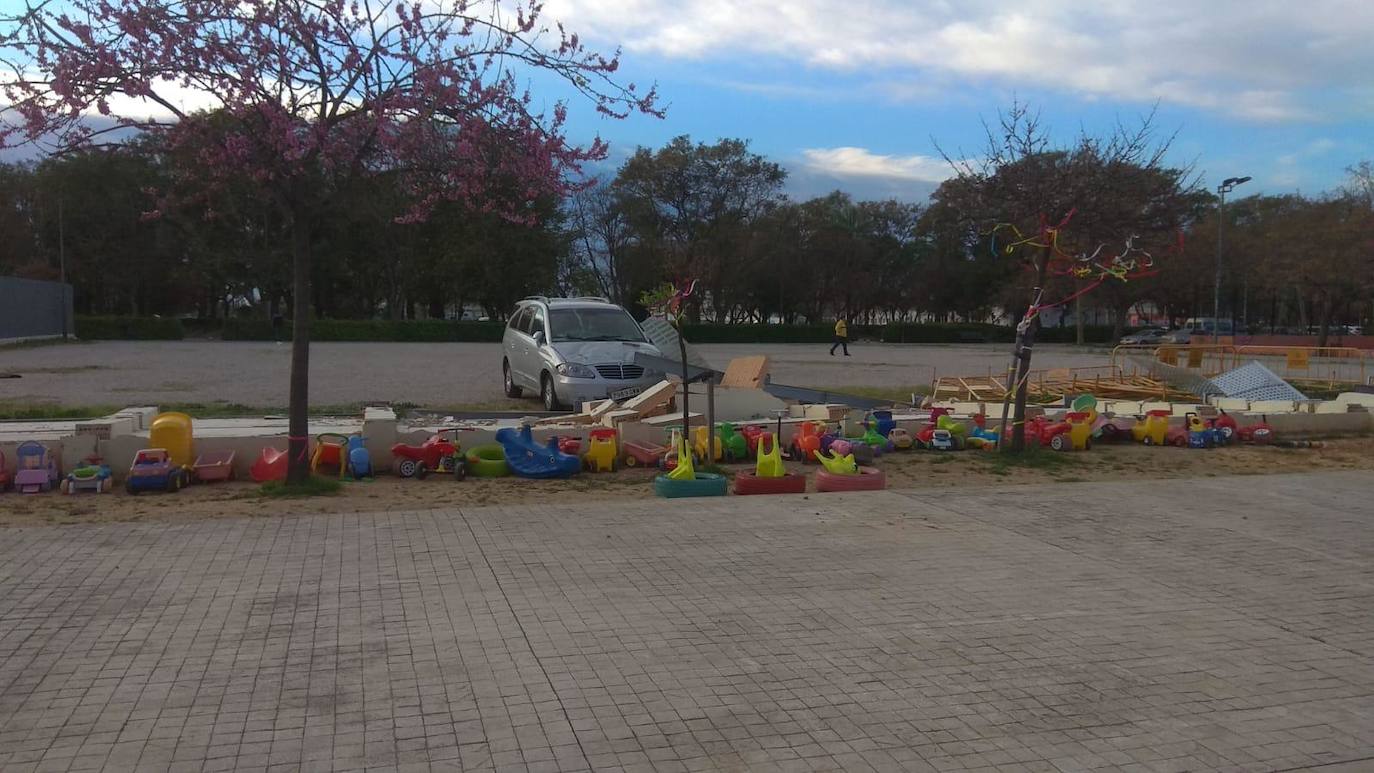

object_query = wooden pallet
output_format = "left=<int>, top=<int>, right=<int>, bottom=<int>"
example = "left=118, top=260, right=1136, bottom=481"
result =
left=933, top=365, right=1193, bottom=403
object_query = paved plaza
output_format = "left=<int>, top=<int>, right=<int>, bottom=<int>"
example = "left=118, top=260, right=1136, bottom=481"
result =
left=1, top=472, right=1372, bottom=772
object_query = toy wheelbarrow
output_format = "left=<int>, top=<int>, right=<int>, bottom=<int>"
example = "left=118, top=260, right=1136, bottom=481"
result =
left=193, top=449, right=236, bottom=482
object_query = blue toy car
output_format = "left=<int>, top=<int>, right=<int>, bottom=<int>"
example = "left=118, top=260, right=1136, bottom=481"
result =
left=126, top=448, right=190, bottom=494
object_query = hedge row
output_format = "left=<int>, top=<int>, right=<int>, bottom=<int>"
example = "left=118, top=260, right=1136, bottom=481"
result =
left=222, top=317, right=505, bottom=342
left=75, top=316, right=184, bottom=340
left=81, top=316, right=1128, bottom=345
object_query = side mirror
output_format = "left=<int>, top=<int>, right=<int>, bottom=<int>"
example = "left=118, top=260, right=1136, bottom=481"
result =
left=531, top=330, right=545, bottom=346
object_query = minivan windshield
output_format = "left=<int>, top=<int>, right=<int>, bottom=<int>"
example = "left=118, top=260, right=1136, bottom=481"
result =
left=550, top=307, right=647, bottom=343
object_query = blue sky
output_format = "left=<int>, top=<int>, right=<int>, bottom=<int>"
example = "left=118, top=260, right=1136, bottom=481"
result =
left=538, top=0, right=1374, bottom=202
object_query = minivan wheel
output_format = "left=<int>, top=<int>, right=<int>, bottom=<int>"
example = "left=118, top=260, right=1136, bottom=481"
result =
left=541, top=373, right=564, bottom=412
left=503, top=360, right=522, bottom=398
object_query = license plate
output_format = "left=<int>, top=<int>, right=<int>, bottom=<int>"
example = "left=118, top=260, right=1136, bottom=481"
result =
left=611, top=386, right=643, bottom=401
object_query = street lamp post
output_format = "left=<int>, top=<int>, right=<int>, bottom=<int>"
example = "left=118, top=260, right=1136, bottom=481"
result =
left=1213, top=175, right=1251, bottom=342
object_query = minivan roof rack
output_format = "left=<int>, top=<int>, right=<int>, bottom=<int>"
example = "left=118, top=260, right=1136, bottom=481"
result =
left=519, top=295, right=550, bottom=304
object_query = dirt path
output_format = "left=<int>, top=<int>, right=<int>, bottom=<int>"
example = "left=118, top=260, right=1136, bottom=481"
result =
left=5, top=438, right=1369, bottom=527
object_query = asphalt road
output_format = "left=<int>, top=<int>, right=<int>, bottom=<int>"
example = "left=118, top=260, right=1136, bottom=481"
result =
left=1, top=340, right=1115, bottom=409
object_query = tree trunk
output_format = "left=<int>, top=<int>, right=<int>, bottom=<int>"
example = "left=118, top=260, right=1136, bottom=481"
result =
left=287, top=223, right=312, bottom=485
left=1074, top=287, right=1084, bottom=345
left=1008, top=243, right=1052, bottom=453
left=677, top=325, right=690, bottom=447
left=1316, top=295, right=1332, bottom=348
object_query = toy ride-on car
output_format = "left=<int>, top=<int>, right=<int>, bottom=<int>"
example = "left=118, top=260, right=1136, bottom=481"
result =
left=61, top=456, right=113, bottom=494
left=390, top=429, right=467, bottom=479
left=126, top=448, right=191, bottom=494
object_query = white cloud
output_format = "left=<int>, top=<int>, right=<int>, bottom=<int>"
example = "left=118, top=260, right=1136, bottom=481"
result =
left=801, top=147, right=954, bottom=183
left=542, top=0, right=1374, bottom=122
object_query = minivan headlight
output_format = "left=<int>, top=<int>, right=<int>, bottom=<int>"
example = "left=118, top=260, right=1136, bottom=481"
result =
left=556, top=362, right=596, bottom=379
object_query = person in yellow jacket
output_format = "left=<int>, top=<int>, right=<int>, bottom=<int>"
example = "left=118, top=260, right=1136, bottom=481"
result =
left=829, top=318, right=850, bottom=356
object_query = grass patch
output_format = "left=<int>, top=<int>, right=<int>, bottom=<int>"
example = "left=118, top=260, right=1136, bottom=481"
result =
left=979, top=447, right=1082, bottom=475
left=825, top=384, right=933, bottom=404
left=0, top=338, right=91, bottom=352
left=0, top=401, right=121, bottom=420
left=258, top=477, right=343, bottom=498
left=0, top=398, right=541, bottom=421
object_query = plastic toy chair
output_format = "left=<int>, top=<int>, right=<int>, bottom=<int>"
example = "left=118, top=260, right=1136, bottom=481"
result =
left=311, top=433, right=349, bottom=477
left=791, top=421, right=824, bottom=462
left=345, top=435, right=373, bottom=479
left=755, top=433, right=784, bottom=478
left=817, top=449, right=858, bottom=475
left=870, top=410, right=896, bottom=438
left=250, top=447, right=288, bottom=482
left=584, top=428, right=618, bottom=472
left=667, top=437, right=696, bottom=481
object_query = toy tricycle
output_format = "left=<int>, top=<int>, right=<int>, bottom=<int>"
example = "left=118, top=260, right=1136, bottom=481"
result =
left=964, top=414, right=999, bottom=450
left=1092, top=414, right=1134, bottom=441
left=14, top=440, right=60, bottom=493
left=61, top=456, right=113, bottom=494
left=391, top=430, right=466, bottom=479
left=622, top=439, right=667, bottom=469
left=125, top=448, right=191, bottom=494
left=916, top=409, right=965, bottom=450
left=1168, top=412, right=1225, bottom=449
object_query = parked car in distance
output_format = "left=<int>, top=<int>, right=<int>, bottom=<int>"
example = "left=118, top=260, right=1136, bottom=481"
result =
left=502, top=296, right=665, bottom=411
left=1159, top=329, right=1192, bottom=344
left=1118, top=327, right=1168, bottom=345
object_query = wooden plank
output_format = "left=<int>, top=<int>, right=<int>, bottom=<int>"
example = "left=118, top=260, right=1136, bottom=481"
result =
left=720, top=356, right=770, bottom=389
left=586, top=399, right=620, bottom=420
left=601, top=409, right=640, bottom=427
left=622, top=379, right=676, bottom=417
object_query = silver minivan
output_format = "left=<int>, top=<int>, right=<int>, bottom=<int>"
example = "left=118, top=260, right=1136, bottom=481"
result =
left=502, top=296, right=664, bottom=411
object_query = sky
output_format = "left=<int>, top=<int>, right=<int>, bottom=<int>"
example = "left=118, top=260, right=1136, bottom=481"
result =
left=4, top=0, right=1371, bottom=204
left=533, top=0, right=1374, bottom=202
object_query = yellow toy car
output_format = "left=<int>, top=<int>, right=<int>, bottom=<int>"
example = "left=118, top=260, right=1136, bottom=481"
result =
left=1131, top=410, right=1170, bottom=445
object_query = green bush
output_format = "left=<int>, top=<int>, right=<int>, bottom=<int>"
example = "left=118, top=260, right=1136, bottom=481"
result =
left=1034, top=325, right=1121, bottom=344
left=878, top=323, right=1014, bottom=344
left=221, top=317, right=505, bottom=342
left=75, top=315, right=184, bottom=340
left=679, top=323, right=879, bottom=343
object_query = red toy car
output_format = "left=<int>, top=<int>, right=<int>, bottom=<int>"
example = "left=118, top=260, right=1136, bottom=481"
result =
left=1026, top=415, right=1073, bottom=450
left=390, top=430, right=467, bottom=479
left=1236, top=419, right=1274, bottom=444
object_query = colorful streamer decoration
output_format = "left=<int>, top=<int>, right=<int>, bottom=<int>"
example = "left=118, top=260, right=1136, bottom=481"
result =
left=985, top=210, right=1185, bottom=324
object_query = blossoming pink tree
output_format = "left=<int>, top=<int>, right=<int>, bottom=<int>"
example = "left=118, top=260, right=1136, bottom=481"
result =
left=2, top=0, right=659, bottom=483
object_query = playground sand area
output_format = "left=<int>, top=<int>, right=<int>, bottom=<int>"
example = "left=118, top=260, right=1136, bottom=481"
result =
left=5, top=437, right=1371, bottom=526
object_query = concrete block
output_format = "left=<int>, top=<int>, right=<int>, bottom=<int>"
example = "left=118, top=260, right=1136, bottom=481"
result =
left=113, top=406, right=160, bottom=431
left=362, top=406, right=398, bottom=468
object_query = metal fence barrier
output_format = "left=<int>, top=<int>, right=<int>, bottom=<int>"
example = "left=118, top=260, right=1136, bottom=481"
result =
left=0, top=276, right=74, bottom=342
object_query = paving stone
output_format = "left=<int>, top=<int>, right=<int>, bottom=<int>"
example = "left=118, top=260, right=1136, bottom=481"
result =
left=0, top=472, right=1371, bottom=771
